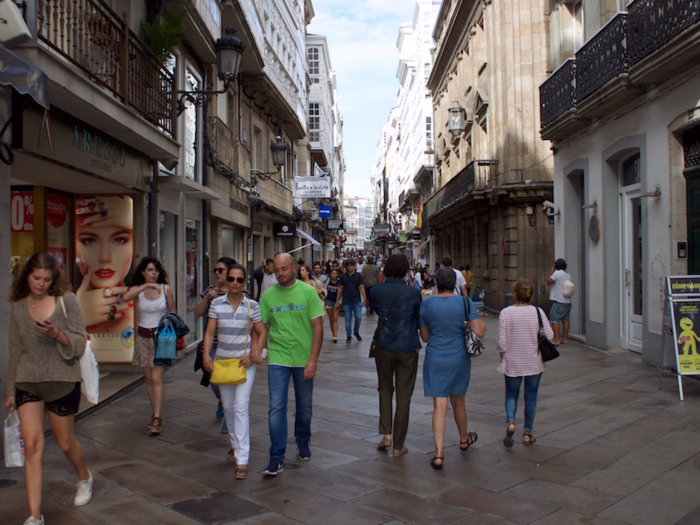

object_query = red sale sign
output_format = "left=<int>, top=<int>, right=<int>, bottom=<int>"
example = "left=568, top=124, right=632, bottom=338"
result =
left=11, top=192, right=34, bottom=233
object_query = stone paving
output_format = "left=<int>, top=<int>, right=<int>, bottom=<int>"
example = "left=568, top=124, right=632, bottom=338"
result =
left=3, top=311, right=700, bottom=524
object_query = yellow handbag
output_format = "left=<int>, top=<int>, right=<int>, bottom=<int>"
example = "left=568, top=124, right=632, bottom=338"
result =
left=210, top=299, right=250, bottom=386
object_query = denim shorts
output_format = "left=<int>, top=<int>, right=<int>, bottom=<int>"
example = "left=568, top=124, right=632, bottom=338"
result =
left=324, top=299, right=336, bottom=309
left=550, top=302, right=572, bottom=323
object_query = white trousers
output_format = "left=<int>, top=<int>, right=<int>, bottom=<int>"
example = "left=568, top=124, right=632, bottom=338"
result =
left=219, top=363, right=257, bottom=465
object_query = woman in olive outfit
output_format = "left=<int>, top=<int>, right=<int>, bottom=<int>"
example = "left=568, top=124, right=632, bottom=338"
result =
left=5, top=252, right=92, bottom=525
left=370, top=254, right=422, bottom=457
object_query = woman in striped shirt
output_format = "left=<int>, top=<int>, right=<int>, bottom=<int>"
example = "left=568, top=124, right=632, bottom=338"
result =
left=496, top=279, right=554, bottom=447
left=203, top=264, right=266, bottom=480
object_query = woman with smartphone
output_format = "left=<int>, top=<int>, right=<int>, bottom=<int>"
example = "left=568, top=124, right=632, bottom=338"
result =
left=5, top=252, right=92, bottom=525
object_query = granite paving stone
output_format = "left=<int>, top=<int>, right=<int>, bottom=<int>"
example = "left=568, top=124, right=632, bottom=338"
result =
left=169, top=490, right=267, bottom=524
left=354, top=488, right=469, bottom=524
left=503, top=478, right=622, bottom=514
left=598, top=470, right=700, bottom=525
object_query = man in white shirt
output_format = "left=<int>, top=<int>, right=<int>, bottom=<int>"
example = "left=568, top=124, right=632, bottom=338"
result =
left=442, top=256, right=467, bottom=296
left=547, top=258, right=572, bottom=345
left=260, top=259, right=278, bottom=297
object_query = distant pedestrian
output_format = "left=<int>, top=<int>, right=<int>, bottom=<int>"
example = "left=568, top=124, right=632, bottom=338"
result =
left=497, top=279, right=554, bottom=447
left=462, top=264, right=474, bottom=297
left=299, top=263, right=327, bottom=303
left=442, top=256, right=467, bottom=296
left=419, top=267, right=486, bottom=469
left=258, top=258, right=277, bottom=300
left=361, top=256, right=381, bottom=315
left=313, top=262, right=329, bottom=285
left=194, top=256, right=236, bottom=434
left=337, top=259, right=367, bottom=343
left=123, top=256, right=176, bottom=435
left=6, top=252, right=93, bottom=525
left=547, top=258, right=571, bottom=345
left=260, top=253, right=325, bottom=476
left=202, top=263, right=266, bottom=480
left=371, top=255, right=422, bottom=457
left=324, top=268, right=341, bottom=342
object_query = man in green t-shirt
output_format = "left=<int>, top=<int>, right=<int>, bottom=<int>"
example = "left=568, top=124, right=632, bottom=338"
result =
left=259, top=253, right=324, bottom=476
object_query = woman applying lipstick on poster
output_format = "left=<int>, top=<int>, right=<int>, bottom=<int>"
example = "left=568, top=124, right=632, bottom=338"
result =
left=75, top=196, right=135, bottom=355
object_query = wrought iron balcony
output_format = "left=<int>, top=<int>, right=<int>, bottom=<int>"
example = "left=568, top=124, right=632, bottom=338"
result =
left=423, top=159, right=499, bottom=221
left=628, top=0, right=700, bottom=65
left=540, top=59, right=576, bottom=128
left=575, top=13, right=628, bottom=102
left=36, top=0, right=176, bottom=138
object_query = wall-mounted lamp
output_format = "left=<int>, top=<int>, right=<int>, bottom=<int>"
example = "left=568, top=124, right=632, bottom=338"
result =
left=448, top=102, right=466, bottom=136
left=250, top=134, right=288, bottom=185
left=177, top=28, right=245, bottom=115
left=405, top=204, right=413, bottom=217
left=526, top=205, right=535, bottom=227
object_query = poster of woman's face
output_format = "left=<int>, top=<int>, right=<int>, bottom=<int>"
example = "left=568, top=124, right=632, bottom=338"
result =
left=75, top=195, right=135, bottom=362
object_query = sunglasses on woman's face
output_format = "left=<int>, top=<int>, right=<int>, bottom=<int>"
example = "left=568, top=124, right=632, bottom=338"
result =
left=227, top=276, right=246, bottom=284
left=213, top=268, right=226, bottom=274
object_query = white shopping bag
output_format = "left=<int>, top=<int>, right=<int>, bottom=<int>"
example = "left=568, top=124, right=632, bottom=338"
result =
left=80, top=338, right=100, bottom=405
left=4, top=411, right=25, bottom=467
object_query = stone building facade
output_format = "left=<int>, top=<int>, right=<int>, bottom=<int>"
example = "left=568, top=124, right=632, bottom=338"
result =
left=426, top=0, right=554, bottom=309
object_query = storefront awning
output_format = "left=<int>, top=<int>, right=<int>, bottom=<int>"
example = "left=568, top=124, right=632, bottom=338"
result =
left=289, top=229, right=321, bottom=255
left=298, top=229, right=321, bottom=246
left=0, top=44, right=49, bottom=109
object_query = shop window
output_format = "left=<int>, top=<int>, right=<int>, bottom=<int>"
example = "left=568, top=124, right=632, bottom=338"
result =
left=186, top=219, right=199, bottom=341
left=159, top=211, right=178, bottom=294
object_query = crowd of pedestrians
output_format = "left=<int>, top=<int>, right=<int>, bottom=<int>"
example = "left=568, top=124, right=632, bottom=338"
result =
left=5, top=249, right=564, bottom=524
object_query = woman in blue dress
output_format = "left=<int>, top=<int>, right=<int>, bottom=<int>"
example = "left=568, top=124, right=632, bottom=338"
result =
left=419, top=267, right=486, bottom=469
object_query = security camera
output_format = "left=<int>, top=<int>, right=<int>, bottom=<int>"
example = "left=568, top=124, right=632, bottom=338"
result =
left=542, top=200, right=555, bottom=210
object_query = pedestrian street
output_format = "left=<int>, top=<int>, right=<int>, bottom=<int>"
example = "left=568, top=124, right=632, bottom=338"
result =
left=3, top=312, right=700, bottom=524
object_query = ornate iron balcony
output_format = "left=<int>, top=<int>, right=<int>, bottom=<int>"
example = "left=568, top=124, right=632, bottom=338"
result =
left=575, top=13, right=628, bottom=102
left=540, top=59, right=576, bottom=128
left=36, top=0, right=176, bottom=138
left=628, top=0, right=700, bottom=65
left=423, top=159, right=499, bottom=221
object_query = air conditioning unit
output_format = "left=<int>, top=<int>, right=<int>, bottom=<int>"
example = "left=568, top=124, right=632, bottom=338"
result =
left=0, top=2, right=31, bottom=47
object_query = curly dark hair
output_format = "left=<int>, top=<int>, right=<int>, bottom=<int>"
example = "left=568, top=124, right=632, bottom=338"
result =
left=383, top=254, right=409, bottom=279
left=10, top=252, right=72, bottom=302
left=129, top=256, right=169, bottom=286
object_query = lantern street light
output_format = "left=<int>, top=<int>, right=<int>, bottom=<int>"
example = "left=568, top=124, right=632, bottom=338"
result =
left=448, top=102, right=466, bottom=136
left=177, top=28, right=245, bottom=115
left=405, top=204, right=413, bottom=217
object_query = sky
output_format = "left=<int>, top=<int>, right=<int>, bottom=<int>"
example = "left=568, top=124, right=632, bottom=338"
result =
left=307, top=0, right=416, bottom=200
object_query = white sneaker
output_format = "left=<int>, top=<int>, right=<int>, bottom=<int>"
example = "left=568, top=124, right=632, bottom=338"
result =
left=74, top=470, right=93, bottom=507
left=23, top=516, right=44, bottom=525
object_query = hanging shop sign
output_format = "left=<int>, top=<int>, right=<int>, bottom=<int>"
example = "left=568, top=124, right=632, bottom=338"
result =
left=273, top=222, right=297, bottom=238
left=295, top=176, right=331, bottom=198
left=413, top=228, right=421, bottom=240
left=319, top=205, right=331, bottom=218
left=328, top=219, right=343, bottom=229
left=75, top=195, right=135, bottom=363
left=21, top=106, right=150, bottom=190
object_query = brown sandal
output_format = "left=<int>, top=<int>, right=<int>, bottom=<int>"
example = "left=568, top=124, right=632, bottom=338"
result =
left=235, top=466, right=247, bottom=480
left=227, top=448, right=236, bottom=462
left=148, top=416, right=163, bottom=435
left=523, top=431, right=536, bottom=445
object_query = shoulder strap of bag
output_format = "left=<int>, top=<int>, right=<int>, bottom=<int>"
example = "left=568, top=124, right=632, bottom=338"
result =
left=376, top=284, right=407, bottom=340
left=536, top=306, right=544, bottom=330
left=245, top=298, right=251, bottom=357
left=463, top=296, right=471, bottom=327
left=59, top=296, right=67, bottom=318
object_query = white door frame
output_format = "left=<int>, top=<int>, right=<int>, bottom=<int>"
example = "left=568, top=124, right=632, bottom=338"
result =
left=620, top=185, right=643, bottom=353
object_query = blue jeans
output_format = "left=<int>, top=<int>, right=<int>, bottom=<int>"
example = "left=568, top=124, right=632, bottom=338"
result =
left=268, top=365, right=313, bottom=462
left=343, top=302, right=363, bottom=337
left=504, top=374, right=542, bottom=431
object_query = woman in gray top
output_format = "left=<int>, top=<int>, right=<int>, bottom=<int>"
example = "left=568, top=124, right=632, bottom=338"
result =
left=5, top=252, right=92, bottom=525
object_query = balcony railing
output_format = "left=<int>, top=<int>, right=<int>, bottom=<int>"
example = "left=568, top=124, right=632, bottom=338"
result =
left=628, top=0, right=700, bottom=64
left=423, top=159, right=499, bottom=220
left=540, top=59, right=576, bottom=127
left=575, top=13, right=628, bottom=102
left=36, top=0, right=175, bottom=137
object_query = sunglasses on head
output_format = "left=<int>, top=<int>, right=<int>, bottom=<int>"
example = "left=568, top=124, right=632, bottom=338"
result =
left=227, top=276, right=246, bottom=284
left=213, top=268, right=226, bottom=274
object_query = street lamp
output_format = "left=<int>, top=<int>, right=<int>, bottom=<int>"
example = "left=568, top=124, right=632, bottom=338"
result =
left=448, top=102, right=466, bottom=136
left=405, top=204, right=413, bottom=217
left=177, top=28, right=245, bottom=115
left=250, top=135, right=288, bottom=184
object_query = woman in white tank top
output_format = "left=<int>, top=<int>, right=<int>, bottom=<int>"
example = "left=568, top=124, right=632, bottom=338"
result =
left=122, top=257, right=175, bottom=435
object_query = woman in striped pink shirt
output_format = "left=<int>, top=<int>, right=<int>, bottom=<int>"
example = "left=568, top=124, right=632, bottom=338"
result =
left=496, top=279, right=554, bottom=447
